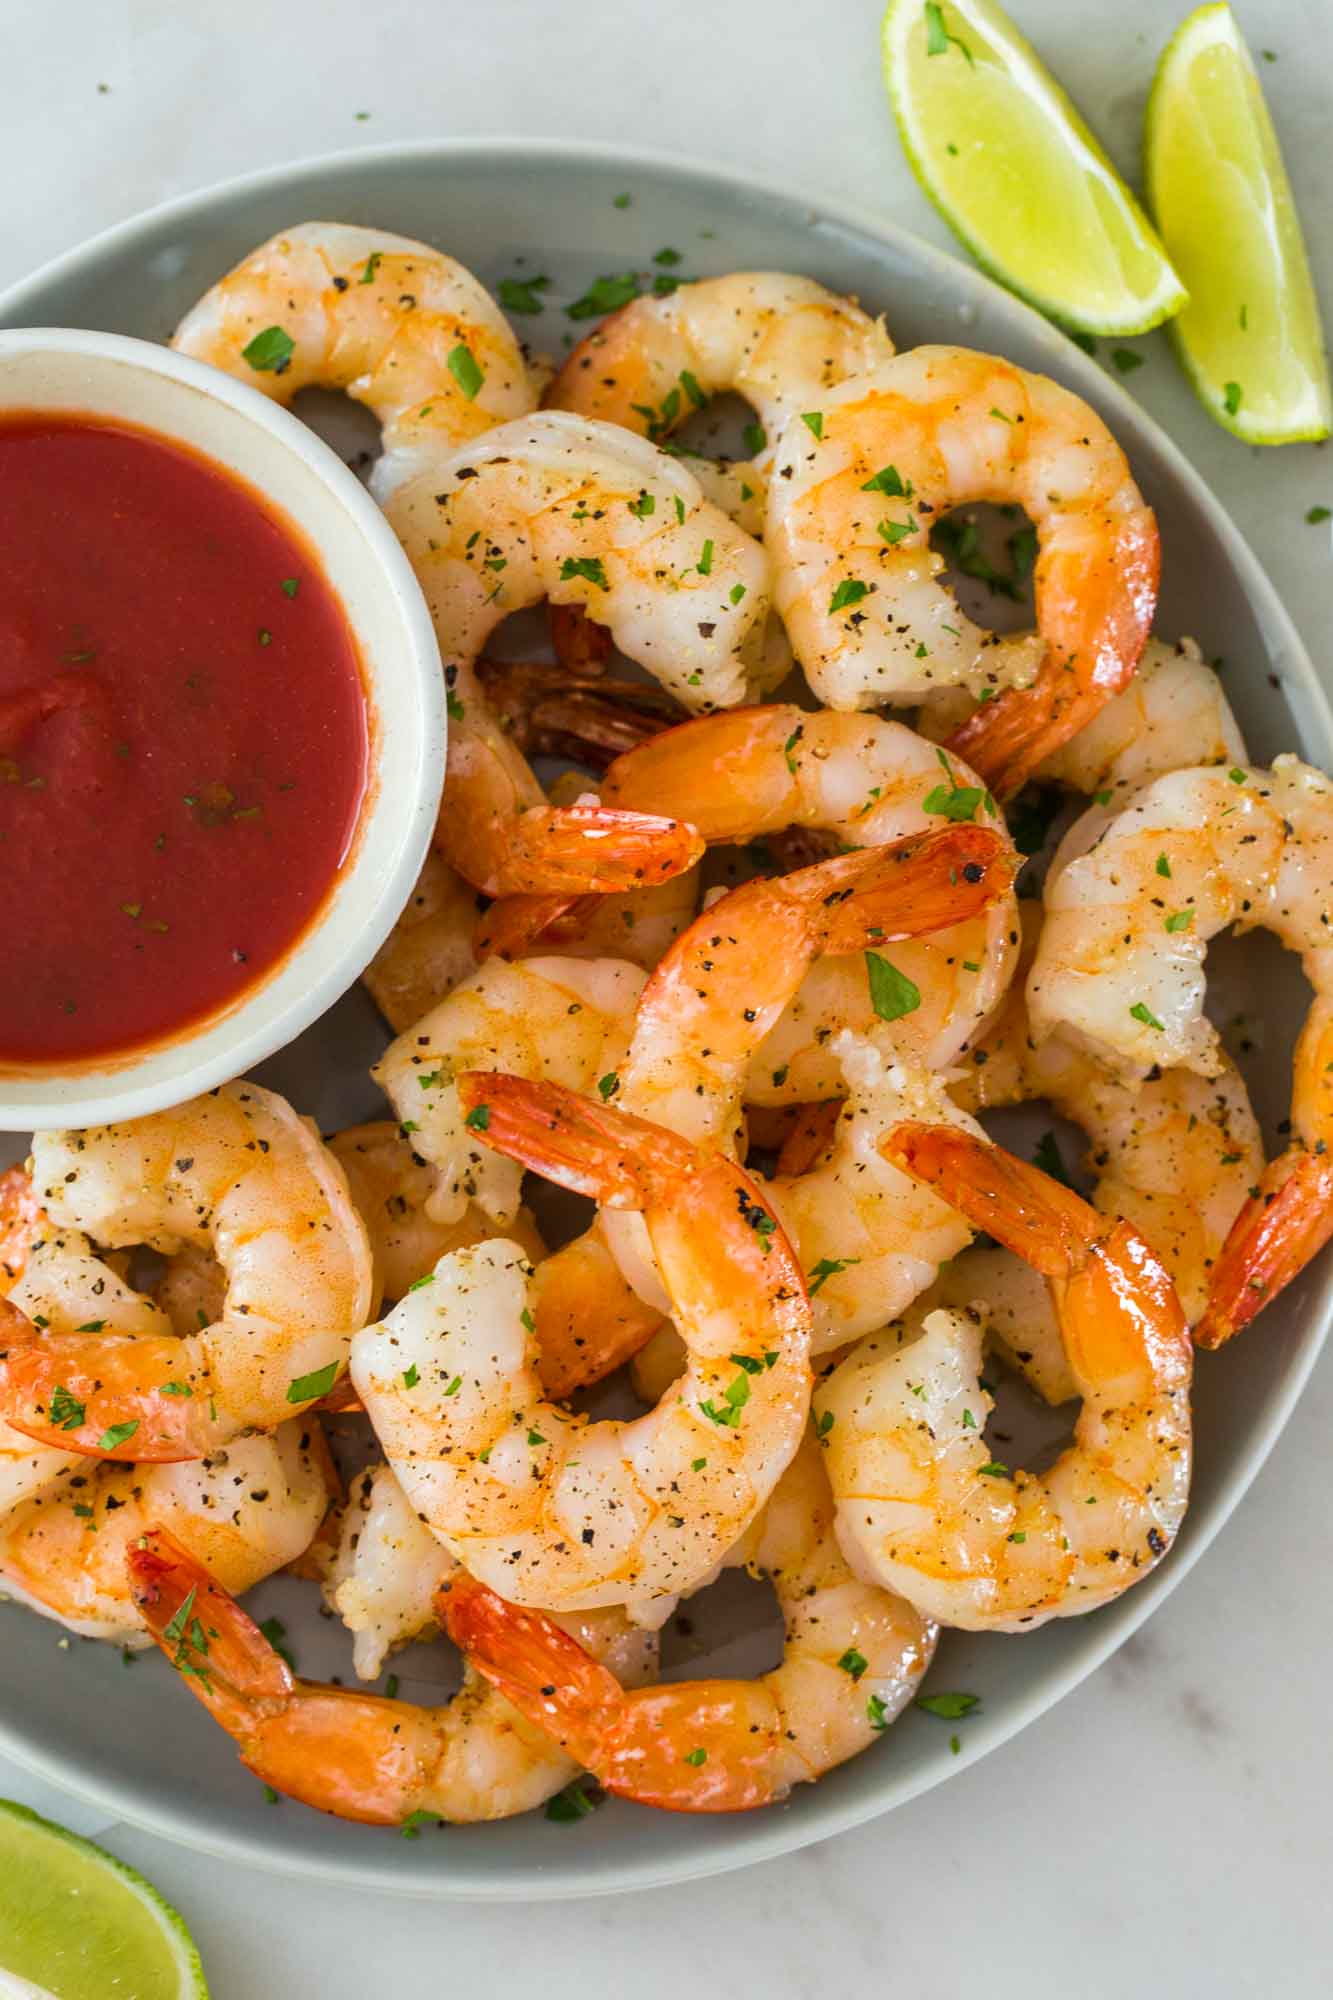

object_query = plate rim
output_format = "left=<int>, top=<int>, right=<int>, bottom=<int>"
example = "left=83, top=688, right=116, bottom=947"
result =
left=0, top=130, right=1329, bottom=1901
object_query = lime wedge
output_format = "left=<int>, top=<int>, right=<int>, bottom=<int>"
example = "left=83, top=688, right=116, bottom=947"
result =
left=1145, top=3, right=1330, bottom=443
left=881, top=0, right=1187, bottom=334
left=0, top=1802, right=208, bottom=2000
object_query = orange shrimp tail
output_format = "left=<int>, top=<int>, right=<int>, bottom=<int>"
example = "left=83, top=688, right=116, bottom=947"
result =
left=881, top=1122, right=1109, bottom=1278
left=454, top=1071, right=716, bottom=1210
left=472, top=890, right=585, bottom=963
left=1196, top=1149, right=1333, bottom=1349
left=947, top=508, right=1159, bottom=797
left=442, top=1574, right=786, bottom=1812
left=530, top=1233, right=664, bottom=1400
left=478, top=649, right=682, bottom=766
left=801, top=825, right=1012, bottom=952
left=131, top=1529, right=438, bottom=1825
left=544, top=601, right=614, bottom=676
left=775, top=1099, right=844, bottom=1178
left=0, top=1319, right=222, bottom=1460
left=439, top=1571, right=620, bottom=1772
left=496, top=803, right=705, bottom=898
left=129, top=1528, right=294, bottom=1705
left=0, top=1165, right=46, bottom=1294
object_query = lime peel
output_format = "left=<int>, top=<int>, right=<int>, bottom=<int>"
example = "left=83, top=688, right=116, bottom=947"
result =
left=0, top=1800, right=208, bottom=2000
left=881, top=0, right=1188, bottom=336
left=1144, top=1, right=1331, bottom=444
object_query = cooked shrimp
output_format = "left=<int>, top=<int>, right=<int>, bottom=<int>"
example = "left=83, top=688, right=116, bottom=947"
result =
left=128, top=1524, right=655, bottom=1825
left=547, top=273, right=894, bottom=477
left=526, top=832, right=1009, bottom=1388
left=322, top=1462, right=657, bottom=1688
left=818, top=1124, right=1192, bottom=1630
left=0, top=1084, right=372, bottom=1460
left=0, top=1165, right=44, bottom=1294
left=173, top=223, right=535, bottom=484
left=377, top=410, right=787, bottom=719
left=1029, top=756, right=1333, bottom=1344
left=947, top=905, right=1263, bottom=1328
left=373, top=955, right=645, bottom=1228
left=351, top=1075, right=812, bottom=1615
left=767, top=347, right=1158, bottom=794
left=443, top=1430, right=935, bottom=1812
left=1, top=1424, right=327, bottom=1644
left=597, top=705, right=1021, bottom=1081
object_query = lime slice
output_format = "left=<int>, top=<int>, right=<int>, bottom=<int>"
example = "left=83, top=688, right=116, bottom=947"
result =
left=0, top=1802, right=208, bottom=2000
left=1145, top=3, right=1330, bottom=443
left=881, top=0, right=1187, bottom=334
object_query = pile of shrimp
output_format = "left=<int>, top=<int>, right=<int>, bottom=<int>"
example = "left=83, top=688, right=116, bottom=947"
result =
left=2, top=222, right=1327, bottom=1832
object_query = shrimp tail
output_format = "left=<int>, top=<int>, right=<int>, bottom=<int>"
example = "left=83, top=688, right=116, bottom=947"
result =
left=880, top=1122, right=1106, bottom=1276
left=496, top=803, right=704, bottom=897
left=438, top=1571, right=618, bottom=1773
left=1196, top=1149, right=1333, bottom=1348
left=455, top=1071, right=717, bottom=1210
left=803, top=825, right=1012, bottom=951
left=130, top=1528, right=441, bottom=1825
left=544, top=601, right=614, bottom=676
left=0, top=1314, right=224, bottom=1460
left=476, top=651, right=683, bottom=767
left=947, top=508, right=1159, bottom=797
left=472, top=890, right=585, bottom=963
left=442, top=1573, right=788, bottom=1812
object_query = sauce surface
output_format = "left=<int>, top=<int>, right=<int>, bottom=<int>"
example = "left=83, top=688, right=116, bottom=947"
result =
left=0, top=414, right=368, bottom=1063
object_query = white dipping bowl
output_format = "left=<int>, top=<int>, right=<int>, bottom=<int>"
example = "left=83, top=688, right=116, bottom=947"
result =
left=0, top=328, right=444, bottom=1130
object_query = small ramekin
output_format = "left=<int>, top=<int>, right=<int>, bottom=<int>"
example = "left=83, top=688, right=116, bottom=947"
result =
left=0, top=327, right=444, bottom=1129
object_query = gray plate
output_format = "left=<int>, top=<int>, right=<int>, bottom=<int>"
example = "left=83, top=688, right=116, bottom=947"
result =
left=0, top=138, right=1329, bottom=1901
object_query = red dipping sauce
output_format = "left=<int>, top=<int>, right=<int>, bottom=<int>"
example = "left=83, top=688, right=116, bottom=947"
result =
left=0, top=414, right=369, bottom=1064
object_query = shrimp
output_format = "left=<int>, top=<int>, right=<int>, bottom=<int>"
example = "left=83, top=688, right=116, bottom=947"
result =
left=817, top=1125, right=1192, bottom=1630
left=473, top=656, right=686, bottom=772
left=597, top=704, right=1021, bottom=1082
left=172, top=223, right=535, bottom=485
left=546, top=272, right=895, bottom=481
left=527, top=832, right=1011, bottom=1388
left=0, top=1165, right=44, bottom=1294
left=766, top=348, right=1158, bottom=794
left=128, top=1525, right=655, bottom=1826
left=321, top=1462, right=657, bottom=1689
left=443, top=1430, right=935, bottom=1812
left=945, top=905, right=1263, bottom=1331
left=351, top=1075, right=812, bottom=1615
left=1, top=1424, right=328, bottom=1644
left=377, top=410, right=788, bottom=721
left=0, top=1083, right=372, bottom=1460
left=372, top=955, right=646, bottom=1228
left=1028, top=756, right=1333, bottom=1344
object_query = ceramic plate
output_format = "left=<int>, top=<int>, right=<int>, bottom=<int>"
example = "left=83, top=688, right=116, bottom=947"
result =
left=0, top=138, right=1328, bottom=1900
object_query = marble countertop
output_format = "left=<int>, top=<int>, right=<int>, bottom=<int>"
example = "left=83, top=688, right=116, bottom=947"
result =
left=2, top=1, right=1330, bottom=1992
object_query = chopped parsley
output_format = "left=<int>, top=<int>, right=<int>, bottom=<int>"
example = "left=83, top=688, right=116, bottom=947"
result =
left=447, top=343, right=484, bottom=400
left=240, top=325, right=294, bottom=373
left=545, top=1780, right=603, bottom=1822
left=464, top=1103, right=491, bottom=1131
left=1223, top=381, right=1243, bottom=416
left=866, top=950, right=922, bottom=1022
left=1129, top=1001, right=1164, bottom=1030
left=560, top=555, right=609, bottom=590
left=49, top=1386, right=85, bottom=1431
left=808, top=1255, right=860, bottom=1296
left=924, top=1, right=974, bottom=62
left=861, top=463, right=908, bottom=497
left=287, top=1361, right=339, bottom=1404
left=498, top=274, right=551, bottom=315
left=700, top=1371, right=752, bottom=1428
left=916, top=1690, right=980, bottom=1720
left=837, top=1648, right=869, bottom=1681
left=95, top=1421, right=138, bottom=1453
left=566, top=272, right=642, bottom=321
left=1111, top=348, right=1144, bottom=374
left=1164, top=909, right=1194, bottom=933
left=800, top=411, right=824, bottom=440
left=829, top=577, right=870, bottom=615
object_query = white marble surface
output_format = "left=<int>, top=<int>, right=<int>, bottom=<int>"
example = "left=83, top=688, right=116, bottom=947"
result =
left=1, top=0, right=1331, bottom=1992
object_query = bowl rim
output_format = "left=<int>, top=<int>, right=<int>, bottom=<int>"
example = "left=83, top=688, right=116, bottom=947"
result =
left=0, top=131, right=1328, bottom=1901
left=0, top=323, right=445, bottom=1130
